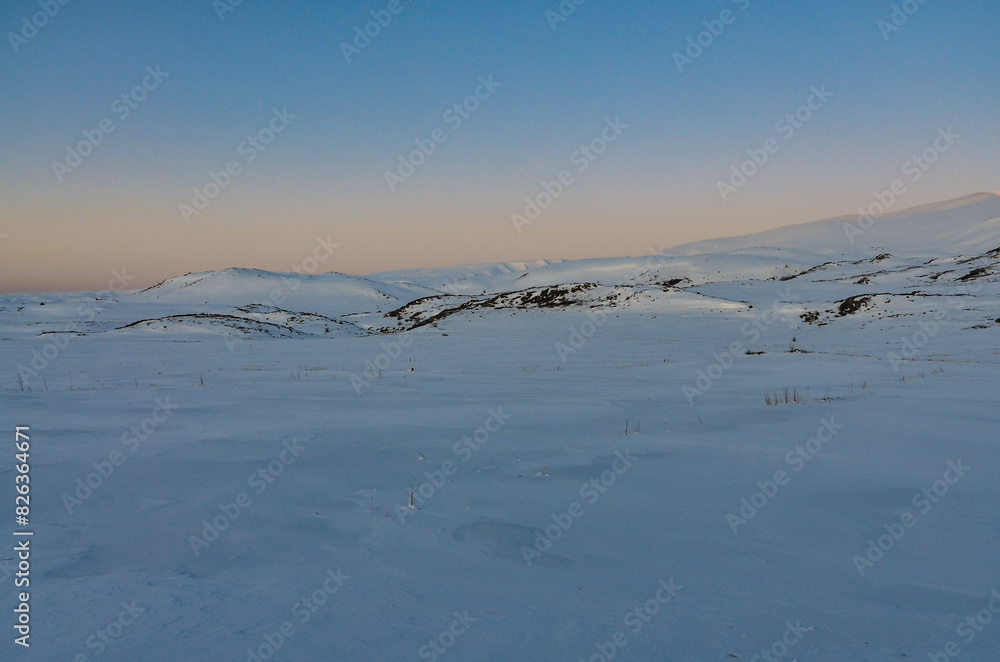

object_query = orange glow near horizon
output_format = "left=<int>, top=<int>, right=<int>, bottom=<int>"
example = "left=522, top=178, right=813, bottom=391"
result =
left=2, top=180, right=994, bottom=293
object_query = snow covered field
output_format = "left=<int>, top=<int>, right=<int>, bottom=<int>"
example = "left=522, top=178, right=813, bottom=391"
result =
left=3, top=193, right=1000, bottom=660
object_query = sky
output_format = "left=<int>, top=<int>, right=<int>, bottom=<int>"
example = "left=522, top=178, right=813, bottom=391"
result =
left=1, top=0, right=998, bottom=293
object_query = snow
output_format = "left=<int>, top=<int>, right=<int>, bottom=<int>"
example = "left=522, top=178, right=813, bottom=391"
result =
left=670, top=192, right=1000, bottom=260
left=2, top=193, right=999, bottom=660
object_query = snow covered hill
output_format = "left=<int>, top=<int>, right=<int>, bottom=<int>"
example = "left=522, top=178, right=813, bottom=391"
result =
left=2, top=193, right=999, bottom=660
left=670, top=191, right=1000, bottom=259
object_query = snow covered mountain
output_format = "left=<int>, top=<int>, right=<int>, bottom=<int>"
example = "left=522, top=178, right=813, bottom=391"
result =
left=4, top=192, right=998, bottom=341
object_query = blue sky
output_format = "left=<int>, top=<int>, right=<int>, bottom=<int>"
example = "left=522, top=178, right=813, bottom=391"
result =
left=1, top=0, right=998, bottom=291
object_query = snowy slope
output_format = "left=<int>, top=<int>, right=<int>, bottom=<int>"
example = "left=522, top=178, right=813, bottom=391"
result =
left=133, top=267, right=439, bottom=317
left=669, top=192, right=1000, bottom=259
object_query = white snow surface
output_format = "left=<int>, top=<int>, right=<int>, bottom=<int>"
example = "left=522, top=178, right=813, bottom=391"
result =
left=2, top=193, right=999, bottom=660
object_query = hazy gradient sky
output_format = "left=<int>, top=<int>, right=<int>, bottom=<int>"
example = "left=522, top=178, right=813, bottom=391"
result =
left=1, top=0, right=998, bottom=292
